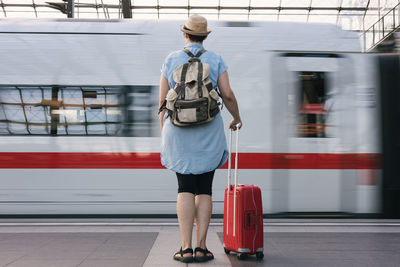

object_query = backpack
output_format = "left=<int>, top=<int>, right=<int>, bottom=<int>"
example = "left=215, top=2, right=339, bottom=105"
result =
left=160, top=49, right=220, bottom=127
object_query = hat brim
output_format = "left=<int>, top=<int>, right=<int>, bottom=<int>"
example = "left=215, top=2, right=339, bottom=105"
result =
left=180, top=25, right=211, bottom=36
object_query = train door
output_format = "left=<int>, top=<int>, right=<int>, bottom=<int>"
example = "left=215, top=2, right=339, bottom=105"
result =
left=271, top=53, right=357, bottom=213
left=378, top=55, right=400, bottom=218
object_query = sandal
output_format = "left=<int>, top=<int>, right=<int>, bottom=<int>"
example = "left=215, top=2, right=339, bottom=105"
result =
left=173, top=247, right=194, bottom=263
left=194, top=247, right=214, bottom=262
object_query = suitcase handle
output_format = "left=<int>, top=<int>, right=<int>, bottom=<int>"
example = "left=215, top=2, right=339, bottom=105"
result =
left=226, top=125, right=240, bottom=236
left=227, top=126, right=240, bottom=189
left=244, top=211, right=262, bottom=230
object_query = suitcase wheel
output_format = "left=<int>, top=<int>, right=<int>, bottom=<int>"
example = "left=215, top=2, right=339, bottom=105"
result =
left=256, top=252, right=264, bottom=260
left=224, top=247, right=230, bottom=255
left=237, top=253, right=248, bottom=260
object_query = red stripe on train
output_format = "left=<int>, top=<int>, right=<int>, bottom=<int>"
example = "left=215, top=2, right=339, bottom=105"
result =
left=0, top=152, right=380, bottom=169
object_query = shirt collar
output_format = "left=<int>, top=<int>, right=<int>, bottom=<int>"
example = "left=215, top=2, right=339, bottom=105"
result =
left=184, top=43, right=204, bottom=50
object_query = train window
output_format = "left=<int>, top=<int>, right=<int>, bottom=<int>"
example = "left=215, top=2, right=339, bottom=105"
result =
left=122, top=86, right=157, bottom=137
left=0, top=86, right=157, bottom=136
left=297, top=72, right=328, bottom=138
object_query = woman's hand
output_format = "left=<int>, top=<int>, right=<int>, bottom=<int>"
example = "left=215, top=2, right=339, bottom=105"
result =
left=229, top=118, right=242, bottom=131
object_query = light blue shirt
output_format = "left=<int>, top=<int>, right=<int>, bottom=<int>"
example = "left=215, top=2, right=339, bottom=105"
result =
left=160, top=43, right=229, bottom=174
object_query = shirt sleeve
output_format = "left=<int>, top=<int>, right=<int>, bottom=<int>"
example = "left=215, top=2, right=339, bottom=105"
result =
left=161, top=59, right=168, bottom=79
left=217, top=55, right=228, bottom=78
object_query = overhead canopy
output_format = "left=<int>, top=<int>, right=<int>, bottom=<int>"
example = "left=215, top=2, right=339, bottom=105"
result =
left=0, top=0, right=396, bottom=31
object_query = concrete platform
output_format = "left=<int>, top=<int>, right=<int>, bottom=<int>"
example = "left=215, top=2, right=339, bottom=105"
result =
left=0, top=219, right=399, bottom=266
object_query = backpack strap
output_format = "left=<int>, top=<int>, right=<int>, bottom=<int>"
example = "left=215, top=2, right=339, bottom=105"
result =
left=195, top=49, right=206, bottom=58
left=176, top=63, right=189, bottom=99
left=158, top=99, right=166, bottom=114
left=205, top=80, right=213, bottom=92
left=197, top=62, right=203, bottom=98
left=183, top=49, right=195, bottom=58
left=183, top=49, right=207, bottom=59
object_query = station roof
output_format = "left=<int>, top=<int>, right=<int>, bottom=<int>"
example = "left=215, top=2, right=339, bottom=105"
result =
left=0, top=1, right=394, bottom=32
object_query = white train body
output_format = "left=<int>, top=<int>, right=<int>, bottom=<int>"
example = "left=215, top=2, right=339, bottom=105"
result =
left=0, top=19, right=380, bottom=215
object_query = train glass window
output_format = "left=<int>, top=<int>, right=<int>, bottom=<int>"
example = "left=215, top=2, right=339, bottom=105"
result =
left=0, top=87, right=53, bottom=135
left=56, top=87, right=122, bottom=135
left=297, top=72, right=328, bottom=138
left=122, top=86, right=156, bottom=137
left=0, top=86, right=157, bottom=136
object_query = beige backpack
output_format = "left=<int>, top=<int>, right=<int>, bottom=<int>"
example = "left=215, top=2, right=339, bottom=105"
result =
left=160, top=49, right=220, bottom=127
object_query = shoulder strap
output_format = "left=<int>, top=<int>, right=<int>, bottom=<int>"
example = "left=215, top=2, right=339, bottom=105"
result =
left=183, top=49, right=195, bottom=58
left=195, top=49, right=206, bottom=58
left=183, top=49, right=207, bottom=59
left=158, top=99, right=166, bottom=114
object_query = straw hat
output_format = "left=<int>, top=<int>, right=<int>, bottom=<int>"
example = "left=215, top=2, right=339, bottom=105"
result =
left=180, top=14, right=211, bottom=36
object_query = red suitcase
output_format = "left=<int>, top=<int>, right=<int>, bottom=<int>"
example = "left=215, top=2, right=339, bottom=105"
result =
left=223, top=128, right=264, bottom=260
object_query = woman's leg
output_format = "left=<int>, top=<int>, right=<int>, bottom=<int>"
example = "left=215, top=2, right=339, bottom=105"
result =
left=195, top=194, right=212, bottom=250
left=176, top=173, right=196, bottom=257
left=194, top=171, right=214, bottom=256
left=177, top=192, right=195, bottom=256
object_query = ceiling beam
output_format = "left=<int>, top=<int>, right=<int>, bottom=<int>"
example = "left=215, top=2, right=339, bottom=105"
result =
left=121, top=0, right=132, bottom=19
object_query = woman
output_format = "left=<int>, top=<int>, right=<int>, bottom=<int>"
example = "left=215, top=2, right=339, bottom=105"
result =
left=159, top=14, right=242, bottom=263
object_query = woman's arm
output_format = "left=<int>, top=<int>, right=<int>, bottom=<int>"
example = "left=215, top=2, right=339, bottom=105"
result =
left=159, top=74, right=169, bottom=130
left=217, top=71, right=242, bottom=130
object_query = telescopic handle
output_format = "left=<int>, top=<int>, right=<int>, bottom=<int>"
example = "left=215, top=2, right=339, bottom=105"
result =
left=227, top=126, right=239, bottom=188
left=226, top=125, right=240, bottom=236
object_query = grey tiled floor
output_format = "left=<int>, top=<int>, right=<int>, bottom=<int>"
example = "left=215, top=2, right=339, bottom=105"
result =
left=0, top=232, right=157, bottom=267
left=218, top=232, right=400, bottom=267
left=0, top=219, right=400, bottom=267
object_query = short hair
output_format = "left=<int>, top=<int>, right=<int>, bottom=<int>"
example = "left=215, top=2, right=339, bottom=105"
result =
left=187, top=33, right=207, bottom=43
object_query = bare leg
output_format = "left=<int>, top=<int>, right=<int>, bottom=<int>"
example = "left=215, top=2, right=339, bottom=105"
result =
left=177, top=192, right=195, bottom=257
left=194, top=194, right=213, bottom=257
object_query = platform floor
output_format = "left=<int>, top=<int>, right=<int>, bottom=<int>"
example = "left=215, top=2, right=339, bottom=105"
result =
left=0, top=219, right=399, bottom=267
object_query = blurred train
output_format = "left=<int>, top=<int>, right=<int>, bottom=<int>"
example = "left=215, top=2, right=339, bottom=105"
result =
left=0, top=18, right=397, bottom=217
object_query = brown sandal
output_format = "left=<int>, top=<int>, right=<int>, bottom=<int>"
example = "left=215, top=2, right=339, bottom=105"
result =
left=173, top=247, right=194, bottom=263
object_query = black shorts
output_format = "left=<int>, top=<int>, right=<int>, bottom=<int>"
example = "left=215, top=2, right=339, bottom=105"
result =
left=176, top=170, right=215, bottom=196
